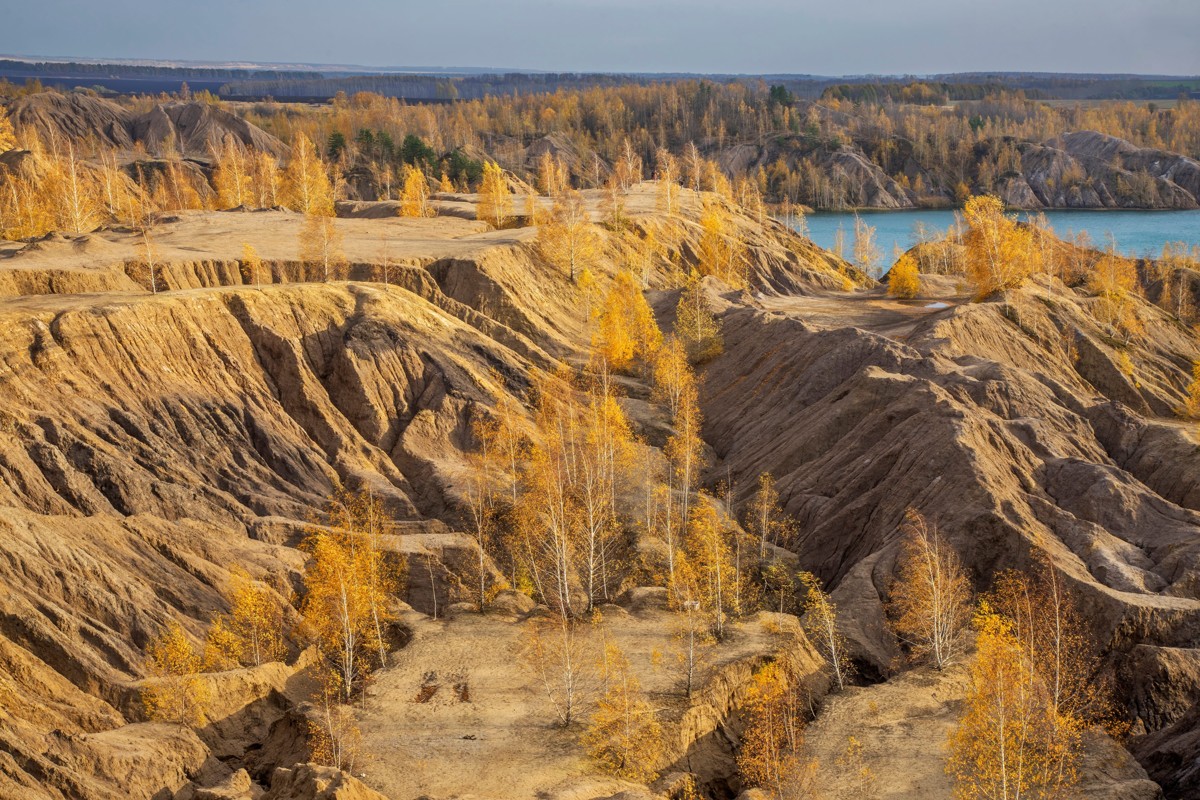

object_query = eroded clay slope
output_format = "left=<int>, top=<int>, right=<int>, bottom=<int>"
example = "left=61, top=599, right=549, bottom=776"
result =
left=699, top=278, right=1200, bottom=756
left=0, top=189, right=857, bottom=798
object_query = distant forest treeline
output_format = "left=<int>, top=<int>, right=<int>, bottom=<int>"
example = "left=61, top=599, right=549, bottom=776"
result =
left=3, top=73, right=1200, bottom=217
left=1, top=59, right=1196, bottom=103
left=820, top=82, right=1050, bottom=104
left=225, top=72, right=1200, bottom=103
left=0, top=59, right=311, bottom=82
left=219, top=73, right=682, bottom=100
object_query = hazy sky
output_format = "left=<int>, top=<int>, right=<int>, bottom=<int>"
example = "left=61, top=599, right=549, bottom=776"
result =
left=3, top=0, right=1199, bottom=75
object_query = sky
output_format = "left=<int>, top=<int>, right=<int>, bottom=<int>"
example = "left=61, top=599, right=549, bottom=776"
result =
left=2, top=0, right=1199, bottom=75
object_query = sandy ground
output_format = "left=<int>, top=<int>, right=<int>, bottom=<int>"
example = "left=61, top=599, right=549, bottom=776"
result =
left=755, top=272, right=971, bottom=343
left=0, top=206, right=519, bottom=273
left=805, top=663, right=968, bottom=799
left=354, top=606, right=795, bottom=800
left=0, top=183, right=680, bottom=279
left=805, top=659, right=1161, bottom=800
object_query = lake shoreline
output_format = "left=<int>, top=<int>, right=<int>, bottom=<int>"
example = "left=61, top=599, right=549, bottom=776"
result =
left=792, top=208, right=1200, bottom=260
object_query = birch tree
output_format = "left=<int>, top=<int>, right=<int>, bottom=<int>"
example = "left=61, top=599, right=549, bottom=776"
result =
left=887, top=509, right=972, bottom=670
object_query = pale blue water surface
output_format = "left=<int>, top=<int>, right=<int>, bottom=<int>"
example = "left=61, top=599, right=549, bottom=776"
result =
left=797, top=209, right=1200, bottom=263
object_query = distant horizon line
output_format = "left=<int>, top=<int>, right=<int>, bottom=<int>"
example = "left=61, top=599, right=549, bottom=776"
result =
left=2, top=53, right=1197, bottom=82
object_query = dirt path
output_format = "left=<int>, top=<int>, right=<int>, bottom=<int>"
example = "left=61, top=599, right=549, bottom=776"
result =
left=756, top=284, right=967, bottom=342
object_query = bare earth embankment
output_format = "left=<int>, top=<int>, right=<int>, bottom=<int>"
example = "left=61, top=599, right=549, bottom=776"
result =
left=0, top=183, right=1197, bottom=799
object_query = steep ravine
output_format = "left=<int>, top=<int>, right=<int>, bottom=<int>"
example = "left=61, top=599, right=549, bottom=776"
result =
left=1, top=194, right=1197, bottom=797
left=697, top=279, right=1200, bottom=794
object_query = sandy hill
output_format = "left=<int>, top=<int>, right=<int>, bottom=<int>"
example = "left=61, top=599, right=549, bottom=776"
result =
left=0, top=182, right=1196, bottom=799
left=0, top=187, right=862, bottom=800
left=715, top=129, right=1200, bottom=210
left=6, top=91, right=287, bottom=159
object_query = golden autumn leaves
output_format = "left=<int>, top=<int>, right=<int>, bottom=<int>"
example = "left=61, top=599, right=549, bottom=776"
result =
left=0, top=130, right=133, bottom=239
left=958, top=192, right=1140, bottom=338
left=142, top=568, right=288, bottom=727
left=581, top=643, right=665, bottom=783
left=947, top=558, right=1117, bottom=800
left=727, top=508, right=1113, bottom=800
left=0, top=106, right=14, bottom=153
left=451, top=255, right=742, bottom=783
left=0, top=114, right=445, bottom=287
left=888, top=511, right=972, bottom=671
left=299, top=490, right=400, bottom=770
left=883, top=513, right=1117, bottom=800
left=63, top=124, right=1139, bottom=794
left=140, top=488, right=399, bottom=774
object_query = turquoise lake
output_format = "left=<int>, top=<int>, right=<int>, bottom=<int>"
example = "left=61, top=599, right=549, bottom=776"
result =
left=796, top=209, right=1200, bottom=262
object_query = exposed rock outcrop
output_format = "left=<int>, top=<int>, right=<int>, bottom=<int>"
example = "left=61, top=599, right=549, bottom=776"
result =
left=698, top=276, right=1200, bottom=764
left=0, top=189, right=856, bottom=796
left=715, top=135, right=915, bottom=209
left=712, top=128, right=1200, bottom=210
left=6, top=92, right=286, bottom=159
left=1131, top=697, right=1200, bottom=798
left=997, top=131, right=1200, bottom=210
left=260, top=764, right=388, bottom=800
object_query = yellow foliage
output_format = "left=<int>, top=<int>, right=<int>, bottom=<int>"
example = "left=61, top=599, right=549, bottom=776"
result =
left=307, top=669, right=361, bottom=772
left=696, top=199, right=748, bottom=287
left=524, top=613, right=594, bottom=725
left=664, top=381, right=704, bottom=564
left=582, top=643, right=664, bottom=783
left=205, top=568, right=287, bottom=669
left=986, top=560, right=1117, bottom=727
left=523, top=188, right=542, bottom=226
left=298, top=213, right=347, bottom=281
left=577, top=267, right=602, bottom=322
left=1182, top=360, right=1200, bottom=419
left=0, top=106, right=14, bottom=152
left=887, top=253, right=921, bottom=299
left=240, top=242, right=266, bottom=287
left=47, top=138, right=104, bottom=233
left=655, top=149, right=680, bottom=216
left=537, top=151, right=568, bottom=196
left=962, top=194, right=1035, bottom=298
left=675, top=277, right=723, bottom=362
left=853, top=215, right=881, bottom=279
left=302, top=489, right=400, bottom=701
left=143, top=620, right=211, bottom=726
left=252, top=152, right=281, bottom=208
left=651, top=336, right=695, bottom=423
left=683, top=500, right=735, bottom=639
left=799, top=572, right=852, bottom=691
left=1088, top=253, right=1143, bottom=338
left=133, top=227, right=163, bottom=294
left=201, top=615, right=243, bottom=671
left=615, top=139, right=643, bottom=190
left=887, top=509, right=972, bottom=669
left=147, top=160, right=208, bottom=213
left=281, top=134, right=334, bottom=215
left=476, top=160, right=513, bottom=228
left=836, top=736, right=878, bottom=799
left=593, top=271, right=662, bottom=372
left=537, top=188, right=602, bottom=281
left=213, top=134, right=252, bottom=208
left=737, top=662, right=811, bottom=797
left=399, top=166, right=434, bottom=217
left=514, top=365, right=639, bottom=615
left=744, top=472, right=795, bottom=558
left=600, top=174, right=627, bottom=228
left=948, top=606, right=1080, bottom=800
left=670, top=572, right=716, bottom=697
